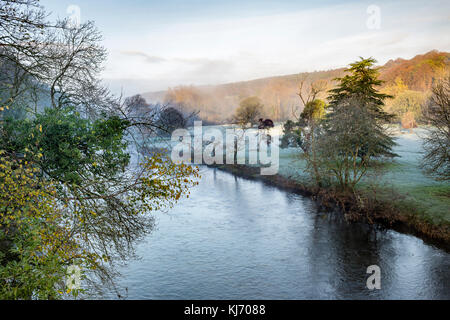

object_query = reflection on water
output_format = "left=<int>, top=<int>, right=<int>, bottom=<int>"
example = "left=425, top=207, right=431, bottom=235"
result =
left=105, top=167, right=450, bottom=299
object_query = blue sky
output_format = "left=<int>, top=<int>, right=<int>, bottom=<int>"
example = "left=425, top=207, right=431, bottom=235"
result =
left=41, top=0, right=450, bottom=96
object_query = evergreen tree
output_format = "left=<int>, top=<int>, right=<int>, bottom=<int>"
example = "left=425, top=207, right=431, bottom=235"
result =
left=327, top=57, right=397, bottom=158
left=328, top=57, right=395, bottom=122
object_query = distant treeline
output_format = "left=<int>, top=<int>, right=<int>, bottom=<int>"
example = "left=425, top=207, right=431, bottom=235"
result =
left=141, top=50, right=449, bottom=125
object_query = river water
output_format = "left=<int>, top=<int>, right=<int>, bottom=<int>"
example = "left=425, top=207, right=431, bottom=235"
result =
left=105, top=167, right=449, bottom=299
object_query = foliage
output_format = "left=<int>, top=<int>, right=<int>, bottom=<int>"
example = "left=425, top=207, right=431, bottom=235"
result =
left=124, top=94, right=149, bottom=116
left=327, top=57, right=397, bottom=159
left=421, top=76, right=450, bottom=181
left=155, top=51, right=448, bottom=123
left=382, top=77, right=408, bottom=97
left=280, top=120, right=302, bottom=148
left=1, top=107, right=130, bottom=185
left=0, top=152, right=85, bottom=299
left=380, top=50, right=449, bottom=91
left=0, top=0, right=201, bottom=298
left=328, top=57, right=394, bottom=122
left=388, top=90, right=427, bottom=126
left=0, top=146, right=199, bottom=299
left=300, top=99, right=326, bottom=122
left=316, top=98, right=396, bottom=190
left=401, top=112, right=417, bottom=129
left=292, top=59, right=398, bottom=189
left=130, top=154, right=200, bottom=213
left=233, top=96, right=263, bottom=127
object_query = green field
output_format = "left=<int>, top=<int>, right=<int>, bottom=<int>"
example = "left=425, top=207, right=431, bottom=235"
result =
left=276, top=127, right=450, bottom=226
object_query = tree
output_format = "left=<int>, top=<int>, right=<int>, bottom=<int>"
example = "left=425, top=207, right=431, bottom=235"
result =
left=327, top=57, right=397, bottom=158
left=124, top=94, right=149, bottom=116
left=297, top=77, right=327, bottom=107
left=0, top=105, right=200, bottom=297
left=296, top=99, right=327, bottom=186
left=0, top=1, right=112, bottom=117
left=300, top=99, right=326, bottom=123
left=228, top=97, right=264, bottom=164
left=158, top=106, right=187, bottom=135
left=0, top=0, right=200, bottom=298
left=389, top=90, right=426, bottom=127
left=328, top=57, right=394, bottom=122
left=294, top=75, right=327, bottom=120
left=382, top=77, right=408, bottom=97
left=401, top=112, right=416, bottom=130
left=281, top=74, right=328, bottom=183
left=43, top=20, right=108, bottom=113
left=233, top=96, right=263, bottom=127
left=421, top=76, right=450, bottom=181
left=316, top=98, right=395, bottom=190
left=0, top=0, right=49, bottom=115
left=0, top=153, right=79, bottom=299
left=280, top=120, right=302, bottom=148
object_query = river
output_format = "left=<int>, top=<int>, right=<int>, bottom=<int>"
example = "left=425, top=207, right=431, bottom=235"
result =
left=104, top=167, right=450, bottom=299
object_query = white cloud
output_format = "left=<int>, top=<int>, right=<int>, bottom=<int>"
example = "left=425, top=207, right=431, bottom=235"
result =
left=101, top=1, right=450, bottom=95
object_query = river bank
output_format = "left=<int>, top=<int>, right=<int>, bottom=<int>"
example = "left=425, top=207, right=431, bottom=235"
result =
left=208, top=163, right=450, bottom=251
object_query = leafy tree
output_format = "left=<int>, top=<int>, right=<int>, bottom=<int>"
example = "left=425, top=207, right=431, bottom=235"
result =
left=281, top=99, right=326, bottom=185
left=280, top=120, right=302, bottom=148
left=0, top=0, right=201, bottom=298
left=233, top=96, right=263, bottom=127
left=300, top=99, right=326, bottom=123
left=389, top=90, right=426, bottom=127
left=297, top=99, right=326, bottom=185
left=228, top=97, right=263, bottom=163
left=124, top=94, right=149, bottom=116
left=421, top=76, right=450, bottom=181
left=382, top=77, right=408, bottom=97
left=0, top=152, right=83, bottom=299
left=1, top=107, right=130, bottom=185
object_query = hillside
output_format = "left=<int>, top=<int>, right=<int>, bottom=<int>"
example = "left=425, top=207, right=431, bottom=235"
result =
left=380, top=50, right=449, bottom=91
left=141, top=50, right=449, bottom=123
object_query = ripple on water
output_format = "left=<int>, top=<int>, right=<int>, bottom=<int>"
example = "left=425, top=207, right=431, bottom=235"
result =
left=103, top=168, right=450, bottom=300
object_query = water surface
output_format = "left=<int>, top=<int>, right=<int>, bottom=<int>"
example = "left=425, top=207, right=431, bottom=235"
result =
left=106, top=167, right=449, bottom=299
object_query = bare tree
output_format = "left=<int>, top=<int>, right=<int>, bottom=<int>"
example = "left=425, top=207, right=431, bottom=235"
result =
left=0, top=2, right=112, bottom=118
left=421, top=75, right=450, bottom=181
left=294, top=74, right=327, bottom=119
left=0, top=0, right=51, bottom=113
left=158, top=106, right=187, bottom=134
left=43, top=20, right=108, bottom=113
left=316, top=97, right=394, bottom=190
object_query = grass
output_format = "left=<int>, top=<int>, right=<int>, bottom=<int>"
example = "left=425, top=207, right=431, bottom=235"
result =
left=274, top=126, right=450, bottom=229
left=399, top=185, right=450, bottom=224
left=158, top=124, right=449, bottom=237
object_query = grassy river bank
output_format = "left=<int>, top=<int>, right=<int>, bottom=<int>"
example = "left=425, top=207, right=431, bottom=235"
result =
left=205, top=126, right=450, bottom=250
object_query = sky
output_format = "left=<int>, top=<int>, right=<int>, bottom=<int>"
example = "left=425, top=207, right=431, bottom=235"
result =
left=41, top=0, right=450, bottom=96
